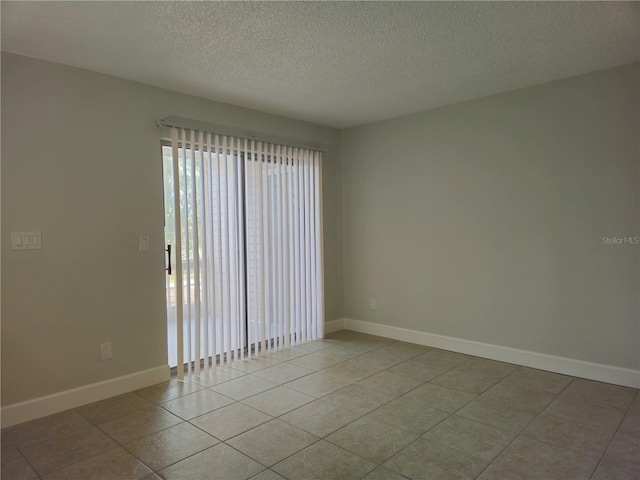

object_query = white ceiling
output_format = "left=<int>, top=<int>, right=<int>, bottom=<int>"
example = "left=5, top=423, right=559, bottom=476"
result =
left=2, top=1, right=639, bottom=129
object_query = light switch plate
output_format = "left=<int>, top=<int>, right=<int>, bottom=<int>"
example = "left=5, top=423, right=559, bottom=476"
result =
left=139, top=235, right=150, bottom=251
left=12, top=231, right=42, bottom=250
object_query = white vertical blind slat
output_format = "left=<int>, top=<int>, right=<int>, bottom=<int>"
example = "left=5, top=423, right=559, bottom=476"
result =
left=182, top=131, right=192, bottom=374
left=170, top=128, right=185, bottom=379
left=276, top=144, right=285, bottom=348
left=232, top=137, right=244, bottom=360
left=202, top=132, right=212, bottom=372
left=250, top=140, right=258, bottom=357
left=214, top=135, right=224, bottom=364
left=268, top=144, right=277, bottom=349
left=310, top=153, right=318, bottom=340
left=315, top=152, right=325, bottom=338
left=257, top=142, right=267, bottom=353
left=299, top=149, right=305, bottom=341
left=192, top=130, right=201, bottom=375
left=264, top=144, right=271, bottom=351
left=293, top=149, right=301, bottom=344
left=284, top=146, right=292, bottom=347
left=238, top=139, right=247, bottom=360
left=222, top=135, right=232, bottom=363
left=208, top=134, right=218, bottom=367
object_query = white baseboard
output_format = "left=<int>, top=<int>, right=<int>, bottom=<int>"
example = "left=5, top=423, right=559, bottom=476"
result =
left=339, top=318, right=640, bottom=389
left=324, top=318, right=345, bottom=334
left=1, top=365, right=170, bottom=428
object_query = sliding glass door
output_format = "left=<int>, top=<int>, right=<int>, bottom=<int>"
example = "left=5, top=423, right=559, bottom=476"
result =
left=163, top=127, right=324, bottom=378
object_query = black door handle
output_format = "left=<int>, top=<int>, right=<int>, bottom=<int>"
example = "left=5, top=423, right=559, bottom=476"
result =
left=166, top=244, right=172, bottom=275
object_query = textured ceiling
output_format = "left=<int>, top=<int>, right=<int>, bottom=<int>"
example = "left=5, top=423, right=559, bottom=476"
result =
left=2, top=1, right=639, bottom=128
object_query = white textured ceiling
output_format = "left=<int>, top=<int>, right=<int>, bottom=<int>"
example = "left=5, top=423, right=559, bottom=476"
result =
left=2, top=1, right=639, bottom=128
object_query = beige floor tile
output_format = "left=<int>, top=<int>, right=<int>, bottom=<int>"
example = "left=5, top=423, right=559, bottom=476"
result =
left=356, top=371, right=423, bottom=397
left=430, top=368, right=503, bottom=395
left=477, top=437, right=600, bottom=480
left=185, top=366, right=247, bottom=386
left=76, top=393, right=153, bottom=424
left=387, top=359, right=451, bottom=381
left=361, top=466, right=408, bottom=480
left=288, top=348, right=358, bottom=370
left=280, top=399, right=361, bottom=437
left=322, top=359, right=383, bottom=383
left=413, top=349, right=471, bottom=368
left=544, top=393, right=627, bottom=433
left=249, top=470, right=286, bottom=480
left=190, top=402, right=272, bottom=440
left=522, top=409, right=615, bottom=457
left=349, top=351, right=403, bottom=371
left=618, top=394, right=639, bottom=437
left=264, top=347, right=310, bottom=362
left=136, top=379, right=204, bottom=404
left=481, top=383, right=557, bottom=414
left=325, top=332, right=390, bottom=346
left=457, top=395, right=538, bottom=433
left=21, top=425, right=117, bottom=476
left=241, top=386, right=315, bottom=416
left=284, top=371, right=352, bottom=397
left=320, top=383, right=398, bottom=415
left=1, top=430, right=14, bottom=448
left=293, top=339, right=342, bottom=353
left=210, top=374, right=277, bottom=401
left=161, top=389, right=234, bottom=420
left=562, top=379, right=636, bottom=409
left=422, top=415, right=516, bottom=462
left=373, top=341, right=431, bottom=361
left=591, top=459, right=640, bottom=480
left=328, top=341, right=381, bottom=356
left=231, top=356, right=285, bottom=374
left=366, top=394, right=449, bottom=434
left=384, top=436, right=488, bottom=480
left=4, top=411, right=91, bottom=448
left=97, top=405, right=182, bottom=444
left=498, top=367, right=573, bottom=394
left=124, top=421, right=218, bottom=471
left=158, top=443, right=264, bottom=480
left=227, top=419, right=319, bottom=467
left=402, top=383, right=476, bottom=413
left=272, top=440, right=376, bottom=480
left=326, top=416, right=419, bottom=464
left=1, top=443, right=38, bottom=480
left=40, top=447, right=151, bottom=480
left=454, top=358, right=517, bottom=378
left=324, top=330, right=369, bottom=341
left=601, top=432, right=640, bottom=471
left=312, top=337, right=346, bottom=346
left=253, top=363, right=314, bottom=385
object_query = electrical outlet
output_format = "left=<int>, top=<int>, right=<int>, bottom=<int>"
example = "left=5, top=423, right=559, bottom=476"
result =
left=100, top=341, right=112, bottom=360
left=369, top=297, right=376, bottom=310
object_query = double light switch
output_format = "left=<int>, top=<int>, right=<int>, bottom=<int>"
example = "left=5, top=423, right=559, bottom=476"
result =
left=11, top=231, right=42, bottom=250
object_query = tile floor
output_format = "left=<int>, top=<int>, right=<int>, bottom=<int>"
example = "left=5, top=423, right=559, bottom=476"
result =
left=2, top=330, right=639, bottom=480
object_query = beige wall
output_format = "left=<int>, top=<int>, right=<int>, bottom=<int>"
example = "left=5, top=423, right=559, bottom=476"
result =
left=1, top=53, right=341, bottom=405
left=341, top=63, right=639, bottom=370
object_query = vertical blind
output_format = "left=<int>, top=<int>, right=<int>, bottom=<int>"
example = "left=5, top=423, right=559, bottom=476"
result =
left=165, top=127, right=324, bottom=379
